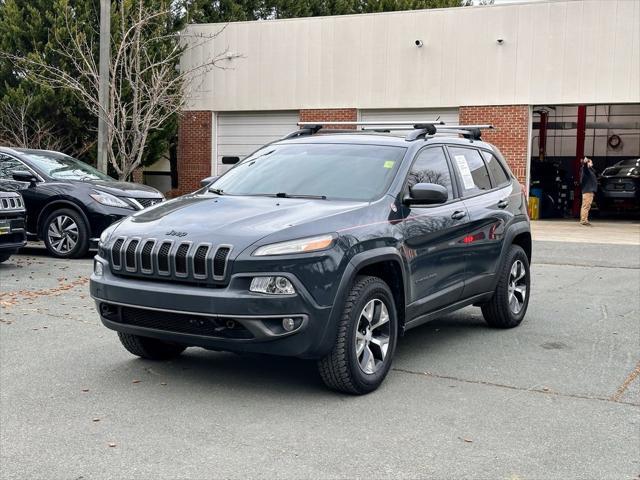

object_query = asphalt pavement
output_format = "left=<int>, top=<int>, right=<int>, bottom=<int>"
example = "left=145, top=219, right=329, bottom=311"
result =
left=0, top=241, right=638, bottom=479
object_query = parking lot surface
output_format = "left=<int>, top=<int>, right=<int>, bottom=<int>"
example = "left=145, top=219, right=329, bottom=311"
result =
left=1, top=241, right=639, bottom=479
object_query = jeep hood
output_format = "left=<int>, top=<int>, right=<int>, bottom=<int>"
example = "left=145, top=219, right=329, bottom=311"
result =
left=110, top=193, right=365, bottom=252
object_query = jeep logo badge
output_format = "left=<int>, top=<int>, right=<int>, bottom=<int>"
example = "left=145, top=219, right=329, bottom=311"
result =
left=166, top=230, right=188, bottom=237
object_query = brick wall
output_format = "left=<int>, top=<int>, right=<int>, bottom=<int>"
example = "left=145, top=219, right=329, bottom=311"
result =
left=131, top=168, right=144, bottom=184
left=176, top=111, right=212, bottom=195
left=299, top=108, right=357, bottom=129
left=459, top=105, right=530, bottom=185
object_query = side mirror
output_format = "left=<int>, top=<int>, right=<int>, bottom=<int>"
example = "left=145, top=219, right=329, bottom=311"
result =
left=221, top=156, right=240, bottom=165
left=404, top=183, right=448, bottom=205
left=200, top=175, right=219, bottom=188
left=12, top=171, right=38, bottom=187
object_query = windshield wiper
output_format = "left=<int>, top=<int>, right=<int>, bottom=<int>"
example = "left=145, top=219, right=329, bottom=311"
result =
left=274, top=192, right=327, bottom=200
left=208, top=187, right=224, bottom=195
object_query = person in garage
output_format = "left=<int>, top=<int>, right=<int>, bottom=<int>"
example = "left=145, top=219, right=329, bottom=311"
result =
left=580, top=157, right=598, bottom=226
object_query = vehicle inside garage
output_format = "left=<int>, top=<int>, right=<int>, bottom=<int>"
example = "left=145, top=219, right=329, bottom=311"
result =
left=530, top=104, right=640, bottom=219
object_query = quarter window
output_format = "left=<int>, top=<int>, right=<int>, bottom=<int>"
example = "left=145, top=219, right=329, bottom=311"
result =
left=448, top=147, right=492, bottom=195
left=0, top=154, right=27, bottom=180
left=481, top=150, right=511, bottom=187
left=406, top=147, right=454, bottom=201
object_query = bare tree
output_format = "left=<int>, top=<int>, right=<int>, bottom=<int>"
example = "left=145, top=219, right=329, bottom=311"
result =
left=0, top=95, right=71, bottom=152
left=2, top=1, right=236, bottom=180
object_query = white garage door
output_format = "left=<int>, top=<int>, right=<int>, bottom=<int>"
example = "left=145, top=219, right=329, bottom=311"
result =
left=359, top=108, right=459, bottom=129
left=215, top=111, right=299, bottom=174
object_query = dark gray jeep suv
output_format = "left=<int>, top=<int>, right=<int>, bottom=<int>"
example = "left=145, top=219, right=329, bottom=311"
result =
left=91, top=123, right=532, bottom=394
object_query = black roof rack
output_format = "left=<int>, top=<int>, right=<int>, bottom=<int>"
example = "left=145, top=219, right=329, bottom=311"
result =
left=285, top=121, right=494, bottom=141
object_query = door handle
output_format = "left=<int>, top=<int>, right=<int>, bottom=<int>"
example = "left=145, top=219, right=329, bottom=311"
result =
left=497, top=199, right=509, bottom=209
left=451, top=210, right=467, bottom=220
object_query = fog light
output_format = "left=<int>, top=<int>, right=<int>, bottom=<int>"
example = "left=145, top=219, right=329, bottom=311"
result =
left=94, top=261, right=104, bottom=276
left=250, top=276, right=295, bottom=295
left=282, top=317, right=296, bottom=332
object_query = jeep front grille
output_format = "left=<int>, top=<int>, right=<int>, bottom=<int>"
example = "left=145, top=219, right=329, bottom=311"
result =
left=108, top=236, right=232, bottom=285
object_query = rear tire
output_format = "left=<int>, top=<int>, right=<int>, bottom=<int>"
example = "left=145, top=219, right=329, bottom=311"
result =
left=481, top=245, right=530, bottom=328
left=317, top=275, right=398, bottom=395
left=117, top=332, right=187, bottom=360
left=42, top=208, right=89, bottom=258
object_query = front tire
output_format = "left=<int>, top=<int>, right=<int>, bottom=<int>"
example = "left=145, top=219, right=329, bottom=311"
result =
left=117, top=332, right=187, bottom=360
left=43, top=208, right=89, bottom=258
left=481, top=245, right=531, bottom=328
left=318, top=275, right=398, bottom=395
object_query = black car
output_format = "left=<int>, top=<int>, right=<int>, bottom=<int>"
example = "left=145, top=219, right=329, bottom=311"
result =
left=598, top=158, right=640, bottom=210
left=90, top=123, right=532, bottom=394
left=0, top=189, right=27, bottom=263
left=0, top=147, right=164, bottom=258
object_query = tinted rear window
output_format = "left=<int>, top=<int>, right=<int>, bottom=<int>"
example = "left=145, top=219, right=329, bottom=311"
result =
left=481, top=151, right=511, bottom=187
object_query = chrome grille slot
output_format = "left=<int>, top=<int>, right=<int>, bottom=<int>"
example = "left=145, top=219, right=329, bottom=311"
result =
left=140, top=240, right=155, bottom=272
left=111, top=238, right=124, bottom=269
left=157, top=242, right=172, bottom=274
left=125, top=240, right=139, bottom=271
left=174, top=243, right=190, bottom=276
left=1, top=199, right=7, bottom=208
left=213, top=246, right=231, bottom=279
left=193, top=245, right=209, bottom=278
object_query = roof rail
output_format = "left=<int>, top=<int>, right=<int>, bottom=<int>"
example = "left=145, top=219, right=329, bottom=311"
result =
left=297, top=120, right=445, bottom=127
left=285, top=121, right=493, bottom=141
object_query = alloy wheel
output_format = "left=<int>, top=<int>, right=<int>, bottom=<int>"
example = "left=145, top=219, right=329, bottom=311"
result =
left=354, top=298, right=391, bottom=375
left=47, top=215, right=79, bottom=254
left=507, top=259, right=527, bottom=314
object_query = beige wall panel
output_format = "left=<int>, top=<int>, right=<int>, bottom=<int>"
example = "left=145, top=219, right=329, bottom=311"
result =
left=182, top=0, right=640, bottom=111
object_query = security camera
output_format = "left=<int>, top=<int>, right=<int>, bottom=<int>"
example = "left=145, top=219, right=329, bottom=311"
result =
left=415, top=40, right=423, bottom=48
left=496, top=38, right=504, bottom=45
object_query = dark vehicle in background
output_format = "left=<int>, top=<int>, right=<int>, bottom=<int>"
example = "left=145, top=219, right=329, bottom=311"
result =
left=598, top=158, right=640, bottom=211
left=91, top=122, right=532, bottom=394
left=0, top=147, right=164, bottom=258
left=0, top=189, right=27, bottom=263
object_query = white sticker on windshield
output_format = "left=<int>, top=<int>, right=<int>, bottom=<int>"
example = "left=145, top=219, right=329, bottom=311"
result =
left=454, top=155, right=476, bottom=190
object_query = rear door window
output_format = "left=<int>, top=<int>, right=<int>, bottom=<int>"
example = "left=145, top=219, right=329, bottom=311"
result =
left=481, top=150, right=511, bottom=187
left=448, top=147, right=492, bottom=196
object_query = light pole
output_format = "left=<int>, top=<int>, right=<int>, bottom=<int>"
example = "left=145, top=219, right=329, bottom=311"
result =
left=97, top=0, right=111, bottom=174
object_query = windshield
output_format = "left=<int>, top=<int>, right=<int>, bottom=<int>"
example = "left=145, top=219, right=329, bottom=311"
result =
left=211, top=143, right=406, bottom=201
left=22, top=151, right=113, bottom=181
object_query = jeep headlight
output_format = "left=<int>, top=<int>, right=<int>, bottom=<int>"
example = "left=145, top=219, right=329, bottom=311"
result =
left=252, top=234, right=335, bottom=256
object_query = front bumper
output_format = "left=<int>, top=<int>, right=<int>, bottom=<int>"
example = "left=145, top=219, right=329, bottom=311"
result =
left=0, top=214, right=27, bottom=251
left=90, top=257, right=335, bottom=358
